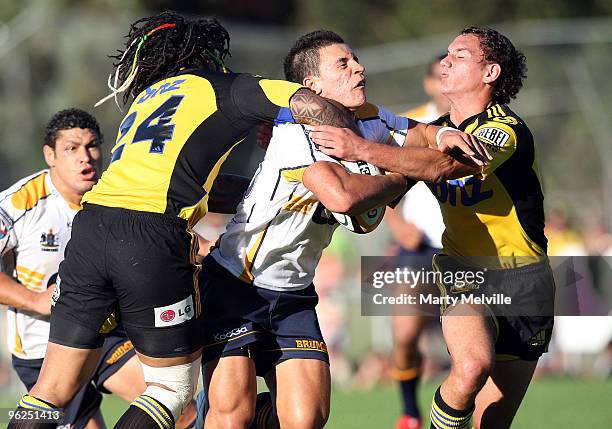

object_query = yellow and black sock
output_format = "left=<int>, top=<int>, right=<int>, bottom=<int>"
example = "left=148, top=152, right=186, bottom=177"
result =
left=8, top=394, right=60, bottom=429
left=115, top=395, right=174, bottom=429
left=391, top=367, right=421, bottom=419
left=429, top=387, right=473, bottom=429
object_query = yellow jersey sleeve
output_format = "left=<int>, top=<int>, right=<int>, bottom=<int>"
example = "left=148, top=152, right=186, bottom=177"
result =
left=231, top=74, right=302, bottom=122
left=473, top=120, right=518, bottom=179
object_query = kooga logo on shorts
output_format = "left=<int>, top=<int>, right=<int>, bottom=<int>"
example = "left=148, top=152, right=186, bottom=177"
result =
left=214, top=326, right=248, bottom=342
left=154, top=295, right=194, bottom=327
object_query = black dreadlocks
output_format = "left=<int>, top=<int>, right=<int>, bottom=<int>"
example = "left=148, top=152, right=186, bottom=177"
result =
left=111, top=11, right=231, bottom=104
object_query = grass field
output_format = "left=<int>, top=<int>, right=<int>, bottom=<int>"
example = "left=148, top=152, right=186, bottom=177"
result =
left=4, top=377, right=608, bottom=428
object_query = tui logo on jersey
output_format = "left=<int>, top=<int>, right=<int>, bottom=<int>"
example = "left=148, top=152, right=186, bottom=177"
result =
left=40, top=229, right=60, bottom=252
left=0, top=226, right=7, bottom=239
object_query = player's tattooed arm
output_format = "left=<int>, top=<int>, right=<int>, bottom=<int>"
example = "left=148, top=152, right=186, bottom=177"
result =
left=208, top=174, right=251, bottom=214
left=289, top=89, right=360, bottom=134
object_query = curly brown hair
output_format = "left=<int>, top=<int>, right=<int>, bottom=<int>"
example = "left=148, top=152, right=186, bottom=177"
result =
left=461, top=27, right=527, bottom=104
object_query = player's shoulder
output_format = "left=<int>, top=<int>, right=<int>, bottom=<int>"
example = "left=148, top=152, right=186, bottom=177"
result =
left=473, top=103, right=532, bottom=148
left=402, top=103, right=429, bottom=120
left=355, top=102, right=383, bottom=121
left=176, top=68, right=237, bottom=82
left=272, top=123, right=311, bottom=141
left=269, top=123, right=315, bottom=158
left=476, top=103, right=529, bottom=132
left=168, top=69, right=257, bottom=96
left=355, top=102, right=409, bottom=141
left=0, top=170, right=50, bottom=212
left=355, top=102, right=397, bottom=119
left=430, top=113, right=451, bottom=127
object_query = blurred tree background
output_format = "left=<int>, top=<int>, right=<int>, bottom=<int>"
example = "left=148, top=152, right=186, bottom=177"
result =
left=1, top=0, right=611, bottom=227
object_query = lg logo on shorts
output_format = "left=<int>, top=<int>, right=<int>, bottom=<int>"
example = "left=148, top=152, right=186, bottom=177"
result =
left=213, top=326, right=248, bottom=342
left=160, top=310, right=175, bottom=322
left=154, top=295, right=194, bottom=327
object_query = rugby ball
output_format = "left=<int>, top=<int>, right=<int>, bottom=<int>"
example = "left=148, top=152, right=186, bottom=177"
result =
left=331, top=160, right=386, bottom=234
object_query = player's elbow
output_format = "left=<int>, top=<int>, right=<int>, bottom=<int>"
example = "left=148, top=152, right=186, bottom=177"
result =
left=321, top=190, right=358, bottom=214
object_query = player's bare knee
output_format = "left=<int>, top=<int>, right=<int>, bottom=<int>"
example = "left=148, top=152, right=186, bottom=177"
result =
left=208, top=402, right=255, bottom=429
left=452, top=358, right=492, bottom=396
left=277, top=404, right=328, bottom=429
left=31, top=379, right=81, bottom=407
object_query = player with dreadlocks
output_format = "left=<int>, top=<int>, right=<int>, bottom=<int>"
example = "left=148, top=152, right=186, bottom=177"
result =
left=8, top=11, right=357, bottom=429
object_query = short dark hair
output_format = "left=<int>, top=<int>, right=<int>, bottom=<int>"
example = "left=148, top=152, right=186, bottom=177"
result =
left=283, top=30, right=345, bottom=83
left=44, top=108, right=103, bottom=149
left=111, top=11, right=231, bottom=104
left=461, top=27, right=527, bottom=104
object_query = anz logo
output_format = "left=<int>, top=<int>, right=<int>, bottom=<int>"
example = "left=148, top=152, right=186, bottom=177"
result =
left=428, top=177, right=493, bottom=207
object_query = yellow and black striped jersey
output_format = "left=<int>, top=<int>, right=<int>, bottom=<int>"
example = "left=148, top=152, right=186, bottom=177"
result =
left=83, top=70, right=301, bottom=227
left=429, top=103, right=546, bottom=267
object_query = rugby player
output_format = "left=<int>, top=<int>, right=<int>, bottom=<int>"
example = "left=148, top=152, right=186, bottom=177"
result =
left=386, top=54, right=449, bottom=429
left=310, top=27, right=554, bottom=429
left=200, top=30, right=487, bottom=429
left=6, top=12, right=361, bottom=429
left=1, top=109, right=197, bottom=429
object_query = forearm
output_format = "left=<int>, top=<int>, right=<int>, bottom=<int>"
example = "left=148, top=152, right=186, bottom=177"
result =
left=208, top=174, right=251, bottom=214
left=0, top=272, right=42, bottom=312
left=401, top=120, right=439, bottom=149
left=337, top=173, right=407, bottom=216
left=360, top=143, right=480, bottom=182
left=289, top=89, right=360, bottom=134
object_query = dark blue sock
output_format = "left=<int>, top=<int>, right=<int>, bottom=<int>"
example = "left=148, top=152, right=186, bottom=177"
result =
left=399, top=376, right=421, bottom=418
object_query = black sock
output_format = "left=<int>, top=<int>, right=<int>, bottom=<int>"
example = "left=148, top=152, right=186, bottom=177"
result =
left=114, top=395, right=175, bottom=429
left=397, top=373, right=421, bottom=418
left=429, top=387, right=474, bottom=429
